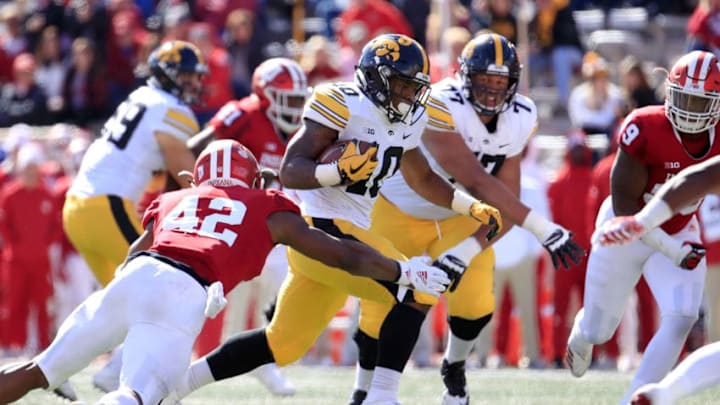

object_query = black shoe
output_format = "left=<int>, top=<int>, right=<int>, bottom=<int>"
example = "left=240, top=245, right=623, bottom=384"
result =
left=348, top=389, right=367, bottom=405
left=440, top=359, right=467, bottom=398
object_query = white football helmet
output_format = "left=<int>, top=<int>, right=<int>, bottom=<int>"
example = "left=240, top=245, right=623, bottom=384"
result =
left=665, top=50, right=720, bottom=134
left=252, top=58, right=309, bottom=134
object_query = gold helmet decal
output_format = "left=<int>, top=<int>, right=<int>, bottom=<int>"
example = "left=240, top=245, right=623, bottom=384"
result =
left=373, top=38, right=401, bottom=62
left=157, top=41, right=205, bottom=66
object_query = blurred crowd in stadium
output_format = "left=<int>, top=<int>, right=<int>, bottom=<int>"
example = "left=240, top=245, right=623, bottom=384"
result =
left=0, top=0, right=717, bottom=382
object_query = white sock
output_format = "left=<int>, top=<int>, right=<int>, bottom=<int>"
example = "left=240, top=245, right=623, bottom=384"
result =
left=659, top=341, right=720, bottom=402
left=365, top=366, right=401, bottom=402
left=620, top=314, right=696, bottom=404
left=353, top=364, right=373, bottom=392
left=174, top=358, right=216, bottom=399
left=444, top=332, right=475, bottom=364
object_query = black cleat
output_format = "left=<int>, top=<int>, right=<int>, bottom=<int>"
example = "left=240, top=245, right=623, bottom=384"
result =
left=440, top=359, right=469, bottom=405
left=348, top=389, right=367, bottom=405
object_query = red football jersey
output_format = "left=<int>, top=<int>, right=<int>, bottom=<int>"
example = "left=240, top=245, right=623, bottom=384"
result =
left=617, top=105, right=720, bottom=233
left=141, top=186, right=300, bottom=292
left=208, top=96, right=288, bottom=171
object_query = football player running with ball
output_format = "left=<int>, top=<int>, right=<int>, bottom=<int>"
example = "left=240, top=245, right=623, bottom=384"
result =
left=349, top=33, right=584, bottom=405
left=565, top=50, right=720, bottom=405
left=159, top=33, right=502, bottom=405
left=0, top=140, right=453, bottom=405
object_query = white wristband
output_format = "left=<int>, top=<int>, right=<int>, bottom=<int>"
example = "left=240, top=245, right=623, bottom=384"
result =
left=445, top=237, right=483, bottom=264
left=521, top=210, right=554, bottom=241
left=635, top=198, right=673, bottom=231
left=641, top=227, right=683, bottom=260
left=450, top=189, right=477, bottom=216
left=314, top=163, right=342, bottom=187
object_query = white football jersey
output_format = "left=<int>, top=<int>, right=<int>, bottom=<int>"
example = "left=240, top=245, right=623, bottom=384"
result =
left=381, top=77, right=538, bottom=220
left=295, top=82, right=426, bottom=229
left=68, top=85, right=199, bottom=203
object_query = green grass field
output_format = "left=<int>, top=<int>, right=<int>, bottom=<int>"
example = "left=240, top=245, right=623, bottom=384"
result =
left=8, top=362, right=720, bottom=405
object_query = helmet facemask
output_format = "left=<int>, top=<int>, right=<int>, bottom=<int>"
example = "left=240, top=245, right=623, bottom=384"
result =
left=357, top=64, right=430, bottom=124
left=665, top=81, right=720, bottom=134
left=264, top=87, right=308, bottom=134
left=462, top=69, right=517, bottom=116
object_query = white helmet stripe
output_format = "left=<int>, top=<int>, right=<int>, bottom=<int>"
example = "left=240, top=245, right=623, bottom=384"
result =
left=209, top=148, right=218, bottom=179
left=286, top=61, right=306, bottom=91
left=222, top=141, right=232, bottom=178
left=699, top=53, right=713, bottom=82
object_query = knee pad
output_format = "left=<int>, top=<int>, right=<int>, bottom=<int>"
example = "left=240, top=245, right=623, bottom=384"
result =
left=448, top=314, right=492, bottom=341
left=96, top=388, right=142, bottom=405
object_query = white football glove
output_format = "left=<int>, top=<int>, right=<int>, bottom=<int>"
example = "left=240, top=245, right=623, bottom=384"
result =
left=396, top=256, right=450, bottom=297
left=204, top=282, right=227, bottom=318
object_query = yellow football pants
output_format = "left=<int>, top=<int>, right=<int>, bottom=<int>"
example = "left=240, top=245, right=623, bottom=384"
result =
left=358, top=194, right=495, bottom=338
left=63, top=195, right=142, bottom=286
left=266, top=216, right=436, bottom=365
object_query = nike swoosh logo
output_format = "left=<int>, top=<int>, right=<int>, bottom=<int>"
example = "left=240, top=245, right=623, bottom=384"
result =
left=349, top=157, right=369, bottom=175
left=498, top=143, right=510, bottom=148
left=402, top=133, right=413, bottom=140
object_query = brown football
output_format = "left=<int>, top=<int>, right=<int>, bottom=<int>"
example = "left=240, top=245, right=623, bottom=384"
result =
left=316, top=139, right=376, bottom=163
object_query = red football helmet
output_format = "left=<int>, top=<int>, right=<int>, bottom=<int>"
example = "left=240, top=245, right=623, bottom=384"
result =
left=252, top=57, right=309, bottom=134
left=665, top=50, right=720, bottom=134
left=193, top=140, right=262, bottom=188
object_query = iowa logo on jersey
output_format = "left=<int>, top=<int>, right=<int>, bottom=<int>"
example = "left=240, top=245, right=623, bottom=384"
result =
left=372, top=35, right=413, bottom=62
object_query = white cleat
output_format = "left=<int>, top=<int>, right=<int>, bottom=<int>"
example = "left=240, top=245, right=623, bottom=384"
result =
left=630, top=384, right=672, bottom=405
left=250, top=363, right=296, bottom=396
left=92, top=361, right=121, bottom=393
left=364, top=400, right=402, bottom=405
left=442, top=391, right=469, bottom=405
left=52, top=381, right=78, bottom=401
left=566, top=332, right=592, bottom=378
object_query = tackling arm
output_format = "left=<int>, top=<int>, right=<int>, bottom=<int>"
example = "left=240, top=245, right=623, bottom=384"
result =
left=267, top=211, right=449, bottom=294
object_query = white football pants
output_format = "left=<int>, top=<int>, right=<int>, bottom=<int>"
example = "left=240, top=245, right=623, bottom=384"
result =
left=35, top=255, right=207, bottom=405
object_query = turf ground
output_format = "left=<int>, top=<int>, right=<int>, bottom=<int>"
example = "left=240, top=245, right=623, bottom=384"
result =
left=8, top=362, right=720, bottom=405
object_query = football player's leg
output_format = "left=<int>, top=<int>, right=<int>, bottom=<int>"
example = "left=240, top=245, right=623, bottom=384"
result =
left=632, top=341, right=720, bottom=405
left=441, top=248, right=495, bottom=404
left=2, top=283, right=129, bottom=401
left=63, top=195, right=142, bottom=287
left=621, top=243, right=707, bottom=404
left=567, top=239, right=646, bottom=377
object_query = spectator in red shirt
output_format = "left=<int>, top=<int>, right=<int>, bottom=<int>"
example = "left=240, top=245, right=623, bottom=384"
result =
left=336, top=0, right=413, bottom=49
left=687, top=0, right=720, bottom=53
left=547, top=130, right=593, bottom=366
left=0, top=142, right=59, bottom=353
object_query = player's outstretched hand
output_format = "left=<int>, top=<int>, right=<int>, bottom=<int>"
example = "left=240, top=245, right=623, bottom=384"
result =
left=543, top=226, right=585, bottom=270
left=469, top=201, right=502, bottom=241
left=593, top=216, right=647, bottom=246
left=396, top=256, right=450, bottom=297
